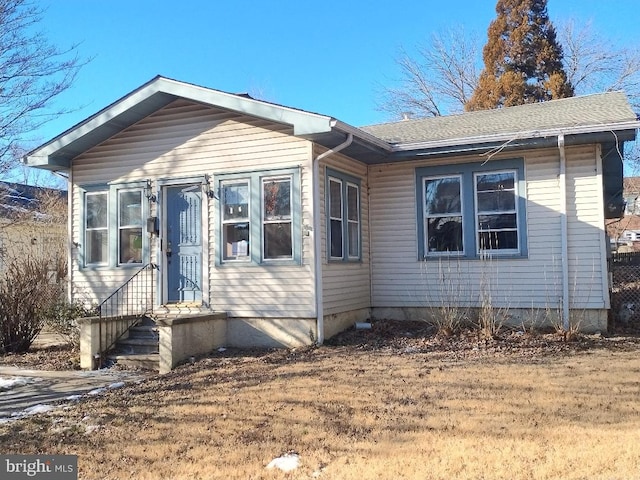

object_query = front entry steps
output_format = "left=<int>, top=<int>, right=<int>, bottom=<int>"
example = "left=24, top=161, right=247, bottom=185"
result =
left=107, top=316, right=160, bottom=371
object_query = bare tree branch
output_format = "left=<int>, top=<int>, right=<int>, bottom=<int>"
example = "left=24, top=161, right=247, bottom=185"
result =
left=0, top=0, right=85, bottom=177
left=558, top=19, right=640, bottom=110
left=376, top=26, right=481, bottom=119
left=379, top=17, right=640, bottom=120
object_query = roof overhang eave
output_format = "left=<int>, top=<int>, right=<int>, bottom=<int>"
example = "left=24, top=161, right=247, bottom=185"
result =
left=385, top=121, right=640, bottom=162
left=332, top=120, right=394, bottom=153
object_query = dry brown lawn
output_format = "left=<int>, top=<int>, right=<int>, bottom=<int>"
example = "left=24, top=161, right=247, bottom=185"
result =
left=2, top=323, right=640, bottom=480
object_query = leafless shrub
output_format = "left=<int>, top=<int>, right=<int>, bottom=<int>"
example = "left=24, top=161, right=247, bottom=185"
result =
left=0, top=252, right=65, bottom=353
left=476, top=272, right=508, bottom=340
left=425, top=257, right=471, bottom=336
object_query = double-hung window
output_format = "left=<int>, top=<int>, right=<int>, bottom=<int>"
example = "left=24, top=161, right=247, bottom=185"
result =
left=416, top=159, right=527, bottom=259
left=221, top=181, right=250, bottom=261
left=475, top=171, right=518, bottom=252
left=118, top=190, right=143, bottom=264
left=85, top=191, right=108, bottom=265
left=217, top=168, right=300, bottom=265
left=327, top=168, right=361, bottom=262
left=423, top=175, right=464, bottom=255
left=262, top=177, right=293, bottom=260
left=81, top=182, right=147, bottom=268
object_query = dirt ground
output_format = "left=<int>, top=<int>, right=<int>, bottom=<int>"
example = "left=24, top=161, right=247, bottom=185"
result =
left=2, top=321, right=640, bottom=479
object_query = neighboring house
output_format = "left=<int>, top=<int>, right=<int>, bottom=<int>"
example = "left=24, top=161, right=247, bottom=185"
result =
left=607, top=177, right=640, bottom=251
left=23, top=76, right=639, bottom=370
left=0, top=181, right=67, bottom=277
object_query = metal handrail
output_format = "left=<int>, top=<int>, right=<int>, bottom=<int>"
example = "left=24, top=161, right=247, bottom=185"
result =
left=97, top=263, right=158, bottom=365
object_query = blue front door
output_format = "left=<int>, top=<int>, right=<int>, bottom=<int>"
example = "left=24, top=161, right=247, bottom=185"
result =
left=165, top=185, right=202, bottom=303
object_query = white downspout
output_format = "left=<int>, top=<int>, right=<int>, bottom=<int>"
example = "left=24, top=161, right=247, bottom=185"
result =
left=558, top=134, right=570, bottom=330
left=312, top=133, right=353, bottom=344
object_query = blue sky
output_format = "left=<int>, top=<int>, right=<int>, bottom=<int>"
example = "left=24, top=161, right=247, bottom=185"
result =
left=24, top=0, right=640, bottom=156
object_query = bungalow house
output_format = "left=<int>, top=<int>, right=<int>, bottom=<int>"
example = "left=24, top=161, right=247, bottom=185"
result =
left=23, top=76, right=639, bottom=372
left=607, top=177, right=640, bottom=251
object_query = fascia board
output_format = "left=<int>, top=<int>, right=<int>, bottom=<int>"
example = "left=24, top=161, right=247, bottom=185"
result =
left=391, top=121, right=640, bottom=152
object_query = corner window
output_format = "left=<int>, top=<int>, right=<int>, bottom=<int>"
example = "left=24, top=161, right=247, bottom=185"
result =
left=327, top=168, right=361, bottom=262
left=217, top=168, right=300, bottom=265
left=416, top=159, right=527, bottom=259
left=85, top=191, right=108, bottom=265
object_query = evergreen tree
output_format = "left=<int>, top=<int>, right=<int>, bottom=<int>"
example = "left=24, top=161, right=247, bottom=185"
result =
left=466, top=0, right=573, bottom=111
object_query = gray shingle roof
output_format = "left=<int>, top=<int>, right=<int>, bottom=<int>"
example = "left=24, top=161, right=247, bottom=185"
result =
left=361, top=92, right=638, bottom=145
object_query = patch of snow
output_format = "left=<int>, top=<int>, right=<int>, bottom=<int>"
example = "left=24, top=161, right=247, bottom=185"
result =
left=0, top=376, right=40, bottom=391
left=19, top=404, right=55, bottom=416
left=65, top=395, right=83, bottom=401
left=266, top=453, right=300, bottom=472
left=87, top=388, right=106, bottom=396
left=84, top=425, right=100, bottom=435
left=218, top=347, right=227, bottom=352
left=403, top=346, right=420, bottom=354
left=108, top=382, right=125, bottom=389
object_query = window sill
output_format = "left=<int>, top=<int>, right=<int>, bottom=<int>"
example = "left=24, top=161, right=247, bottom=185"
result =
left=218, top=259, right=302, bottom=267
left=421, top=253, right=528, bottom=261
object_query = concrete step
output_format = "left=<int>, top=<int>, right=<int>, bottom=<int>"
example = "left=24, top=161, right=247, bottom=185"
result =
left=136, top=316, right=158, bottom=327
left=128, top=325, right=159, bottom=339
left=107, top=353, right=160, bottom=371
left=115, top=337, right=159, bottom=355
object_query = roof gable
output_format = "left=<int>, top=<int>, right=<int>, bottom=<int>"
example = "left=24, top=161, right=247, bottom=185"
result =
left=24, top=76, right=336, bottom=170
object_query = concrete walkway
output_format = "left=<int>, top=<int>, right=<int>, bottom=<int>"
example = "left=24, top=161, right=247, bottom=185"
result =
left=0, top=330, right=150, bottom=420
left=0, top=366, right=148, bottom=420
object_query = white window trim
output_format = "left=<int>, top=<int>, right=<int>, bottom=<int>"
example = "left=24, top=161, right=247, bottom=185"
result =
left=220, top=179, right=251, bottom=263
left=84, top=191, right=109, bottom=266
left=261, top=175, right=294, bottom=262
left=117, top=188, right=144, bottom=266
left=473, top=169, right=520, bottom=256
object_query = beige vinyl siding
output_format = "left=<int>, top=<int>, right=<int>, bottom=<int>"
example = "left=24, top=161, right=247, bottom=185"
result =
left=369, top=145, right=607, bottom=311
left=566, top=145, right=608, bottom=307
left=71, top=99, right=315, bottom=317
left=316, top=146, right=372, bottom=315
